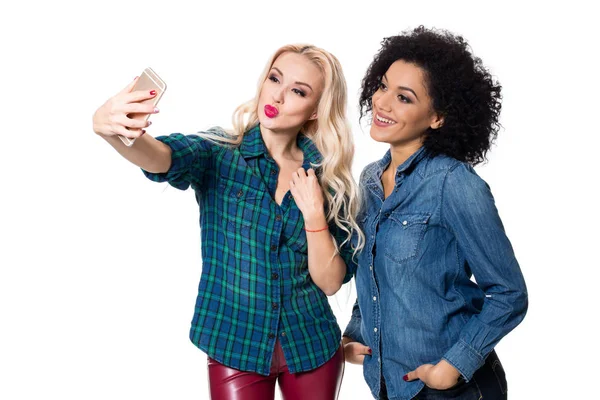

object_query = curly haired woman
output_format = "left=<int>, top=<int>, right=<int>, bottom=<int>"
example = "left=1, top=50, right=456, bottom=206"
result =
left=342, top=27, right=528, bottom=400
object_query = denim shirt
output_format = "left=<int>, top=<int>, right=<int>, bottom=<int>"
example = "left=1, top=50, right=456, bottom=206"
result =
left=344, top=147, right=528, bottom=400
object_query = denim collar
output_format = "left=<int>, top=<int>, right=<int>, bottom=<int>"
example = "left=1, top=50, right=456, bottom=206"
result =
left=367, top=146, right=428, bottom=185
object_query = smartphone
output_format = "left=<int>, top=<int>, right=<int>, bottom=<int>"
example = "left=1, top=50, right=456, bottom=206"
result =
left=118, top=67, right=167, bottom=146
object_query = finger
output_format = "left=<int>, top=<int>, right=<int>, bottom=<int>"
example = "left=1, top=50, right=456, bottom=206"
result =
left=289, top=180, right=297, bottom=194
left=118, top=76, right=139, bottom=95
left=296, top=168, right=307, bottom=179
left=290, top=171, right=298, bottom=185
left=124, top=89, right=159, bottom=104
left=343, top=346, right=366, bottom=365
left=116, top=114, right=149, bottom=130
left=355, top=344, right=372, bottom=356
left=116, top=125, right=144, bottom=139
left=122, top=102, right=159, bottom=115
left=404, top=369, right=418, bottom=382
left=307, top=168, right=316, bottom=177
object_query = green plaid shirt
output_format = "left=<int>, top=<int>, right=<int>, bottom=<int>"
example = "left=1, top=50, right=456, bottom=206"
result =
left=143, top=125, right=355, bottom=375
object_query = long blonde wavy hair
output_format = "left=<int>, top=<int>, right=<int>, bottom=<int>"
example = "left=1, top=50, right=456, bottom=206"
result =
left=202, top=44, right=365, bottom=257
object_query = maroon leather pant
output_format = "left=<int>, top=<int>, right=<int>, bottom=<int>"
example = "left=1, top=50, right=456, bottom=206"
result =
left=207, top=340, right=345, bottom=400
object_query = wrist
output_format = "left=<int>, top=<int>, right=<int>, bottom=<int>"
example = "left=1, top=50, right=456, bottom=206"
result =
left=437, top=360, right=461, bottom=381
left=303, top=211, right=327, bottom=231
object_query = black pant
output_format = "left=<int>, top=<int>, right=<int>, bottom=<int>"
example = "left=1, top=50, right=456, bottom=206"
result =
left=414, top=350, right=507, bottom=400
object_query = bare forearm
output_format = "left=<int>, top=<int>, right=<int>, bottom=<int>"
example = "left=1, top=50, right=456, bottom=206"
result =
left=305, top=214, right=346, bottom=296
left=100, top=133, right=172, bottom=173
left=289, top=168, right=347, bottom=295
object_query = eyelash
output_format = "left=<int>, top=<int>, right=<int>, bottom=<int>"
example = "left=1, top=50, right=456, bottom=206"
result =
left=397, top=94, right=411, bottom=104
left=269, top=75, right=306, bottom=97
left=378, top=81, right=411, bottom=103
left=292, top=88, right=306, bottom=97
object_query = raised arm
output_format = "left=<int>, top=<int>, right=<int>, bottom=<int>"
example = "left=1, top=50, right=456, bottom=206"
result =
left=92, top=77, right=171, bottom=173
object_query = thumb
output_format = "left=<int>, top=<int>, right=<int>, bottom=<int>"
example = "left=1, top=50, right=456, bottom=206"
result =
left=403, top=364, right=431, bottom=382
left=355, top=344, right=372, bottom=356
left=403, top=369, right=418, bottom=382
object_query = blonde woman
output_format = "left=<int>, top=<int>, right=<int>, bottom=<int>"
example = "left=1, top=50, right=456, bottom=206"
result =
left=92, top=44, right=363, bottom=400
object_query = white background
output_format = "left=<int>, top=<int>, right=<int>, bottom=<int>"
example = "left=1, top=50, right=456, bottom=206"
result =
left=1, top=1, right=598, bottom=399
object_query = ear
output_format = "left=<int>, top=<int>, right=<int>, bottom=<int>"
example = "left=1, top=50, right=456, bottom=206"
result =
left=430, top=113, right=444, bottom=130
left=308, top=109, right=318, bottom=121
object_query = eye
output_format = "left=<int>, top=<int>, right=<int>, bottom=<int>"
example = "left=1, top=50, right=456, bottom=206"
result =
left=268, top=75, right=280, bottom=83
left=378, top=82, right=388, bottom=91
left=397, top=94, right=411, bottom=104
left=292, top=88, right=306, bottom=97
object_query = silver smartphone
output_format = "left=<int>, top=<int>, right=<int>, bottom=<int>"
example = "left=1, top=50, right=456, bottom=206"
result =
left=118, top=67, right=167, bottom=146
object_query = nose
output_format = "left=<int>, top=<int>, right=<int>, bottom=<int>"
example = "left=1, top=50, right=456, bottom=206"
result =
left=272, top=86, right=284, bottom=104
left=374, top=91, right=391, bottom=112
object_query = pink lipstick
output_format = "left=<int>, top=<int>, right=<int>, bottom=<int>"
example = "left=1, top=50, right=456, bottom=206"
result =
left=264, top=105, right=279, bottom=118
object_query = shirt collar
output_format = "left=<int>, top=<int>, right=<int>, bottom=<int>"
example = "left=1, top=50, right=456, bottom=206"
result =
left=239, top=125, right=266, bottom=158
left=239, top=124, right=323, bottom=167
left=373, top=146, right=427, bottom=180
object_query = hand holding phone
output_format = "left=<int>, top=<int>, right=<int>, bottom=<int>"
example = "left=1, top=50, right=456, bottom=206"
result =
left=118, top=67, right=167, bottom=146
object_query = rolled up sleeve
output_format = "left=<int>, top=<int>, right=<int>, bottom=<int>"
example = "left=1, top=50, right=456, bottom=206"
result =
left=142, top=133, right=216, bottom=191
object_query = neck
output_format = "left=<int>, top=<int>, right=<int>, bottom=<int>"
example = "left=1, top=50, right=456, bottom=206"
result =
left=260, top=125, right=302, bottom=160
left=388, top=142, right=423, bottom=172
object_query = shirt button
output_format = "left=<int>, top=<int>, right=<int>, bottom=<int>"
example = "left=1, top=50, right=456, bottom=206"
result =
left=272, top=273, right=279, bottom=280
left=369, top=265, right=373, bottom=271
left=272, top=303, right=279, bottom=310
left=268, top=333, right=275, bottom=339
left=373, top=296, right=377, bottom=301
left=397, top=172, right=402, bottom=178
left=402, top=220, right=408, bottom=226
left=271, top=245, right=277, bottom=251
left=275, top=214, right=282, bottom=221
left=271, top=169, right=277, bottom=175
left=237, top=190, right=244, bottom=197
left=281, top=332, right=286, bottom=337
left=374, top=328, right=378, bottom=333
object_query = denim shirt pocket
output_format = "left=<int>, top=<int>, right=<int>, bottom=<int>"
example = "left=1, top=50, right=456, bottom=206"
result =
left=384, top=212, right=430, bottom=264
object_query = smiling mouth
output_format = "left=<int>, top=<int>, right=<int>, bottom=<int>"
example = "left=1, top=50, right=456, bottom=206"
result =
left=374, top=113, right=397, bottom=125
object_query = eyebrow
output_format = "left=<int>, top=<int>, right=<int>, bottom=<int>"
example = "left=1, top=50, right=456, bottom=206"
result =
left=383, top=74, right=419, bottom=100
left=272, top=67, right=314, bottom=91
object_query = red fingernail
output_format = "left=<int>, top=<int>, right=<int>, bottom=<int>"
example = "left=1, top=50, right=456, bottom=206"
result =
left=368, top=349, right=372, bottom=354
left=403, top=375, right=408, bottom=381
left=150, top=90, right=156, bottom=95
left=141, top=130, right=146, bottom=135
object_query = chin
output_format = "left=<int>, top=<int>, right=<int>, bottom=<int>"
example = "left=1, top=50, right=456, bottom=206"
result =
left=257, top=113, right=275, bottom=129
left=369, top=125, right=392, bottom=144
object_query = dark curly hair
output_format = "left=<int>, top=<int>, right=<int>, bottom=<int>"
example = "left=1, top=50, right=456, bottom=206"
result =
left=360, top=26, right=502, bottom=165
